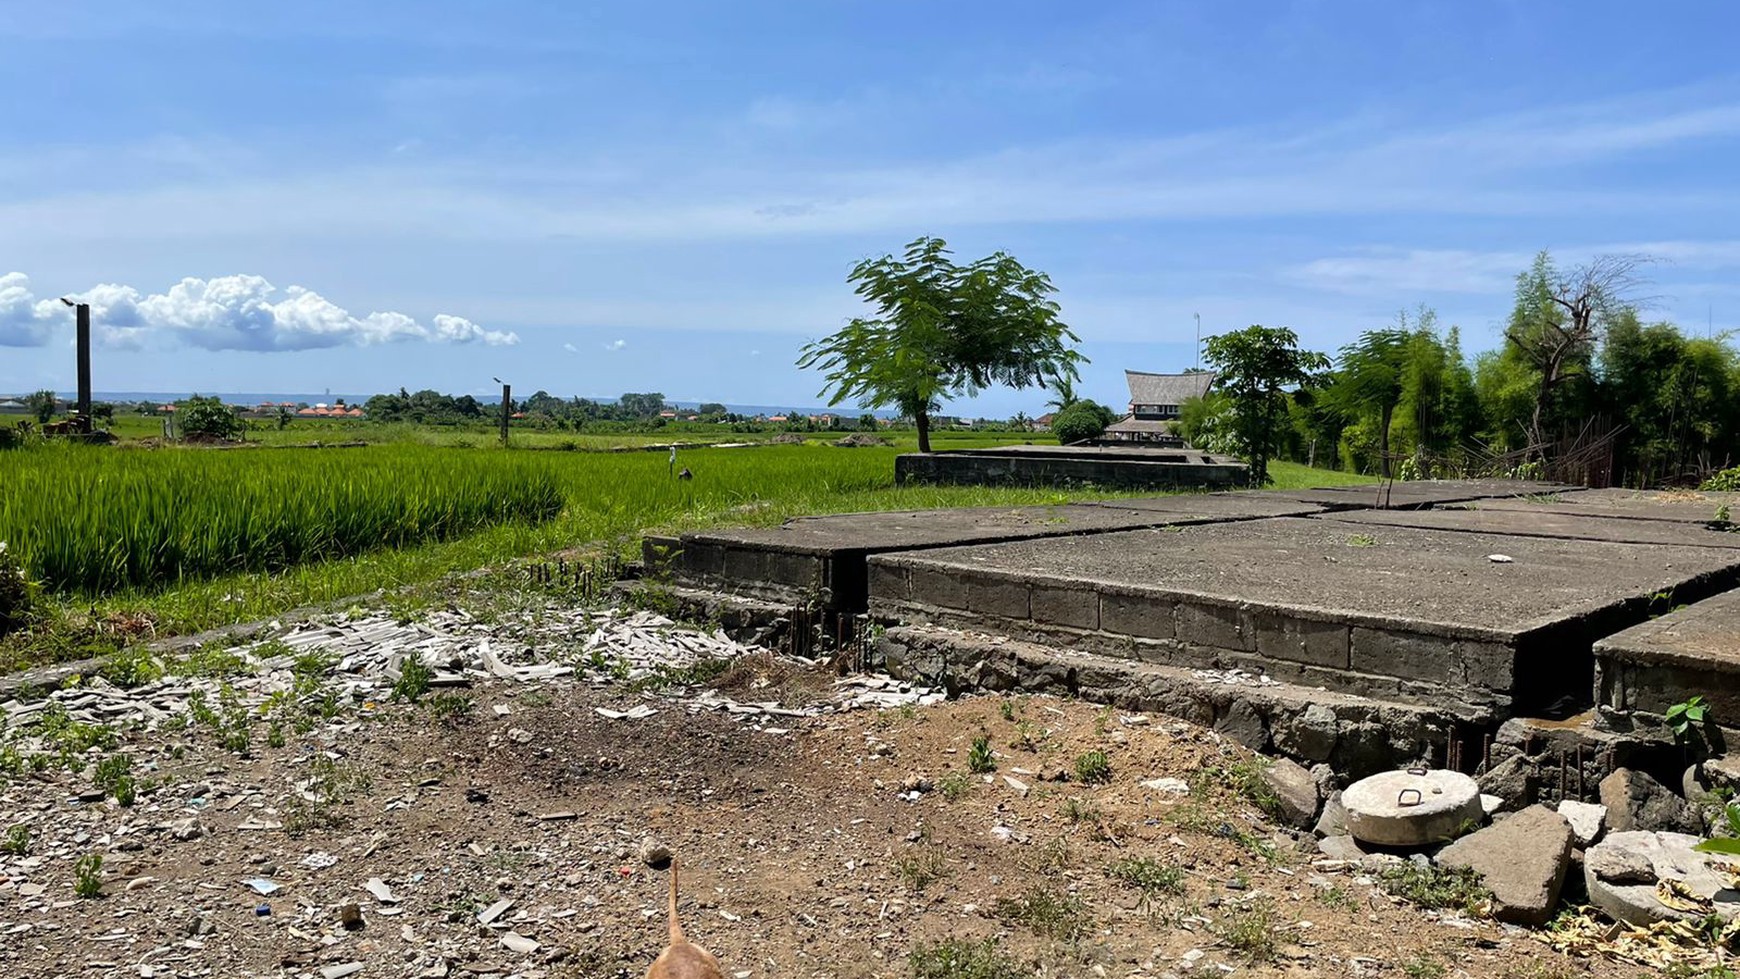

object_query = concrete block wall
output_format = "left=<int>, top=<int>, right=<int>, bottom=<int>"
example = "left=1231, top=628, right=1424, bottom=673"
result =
left=894, top=452, right=1248, bottom=490
left=868, top=557, right=1520, bottom=713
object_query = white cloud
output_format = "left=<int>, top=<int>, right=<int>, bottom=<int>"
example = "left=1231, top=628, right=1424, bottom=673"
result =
left=562, top=342, right=579, bottom=353
left=1283, top=239, right=1740, bottom=299
left=0, top=272, right=517, bottom=350
left=0, top=273, right=59, bottom=346
left=603, top=339, right=626, bottom=351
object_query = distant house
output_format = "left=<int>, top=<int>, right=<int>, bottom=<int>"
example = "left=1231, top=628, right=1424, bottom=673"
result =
left=1103, top=370, right=1215, bottom=444
left=0, top=399, right=27, bottom=415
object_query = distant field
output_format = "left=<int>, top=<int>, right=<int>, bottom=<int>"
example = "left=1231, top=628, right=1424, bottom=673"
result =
left=0, top=434, right=1373, bottom=669
left=97, top=414, right=1051, bottom=450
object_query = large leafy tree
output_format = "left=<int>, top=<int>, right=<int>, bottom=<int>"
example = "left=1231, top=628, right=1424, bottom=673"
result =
left=798, top=237, right=1084, bottom=452
left=1202, top=325, right=1328, bottom=485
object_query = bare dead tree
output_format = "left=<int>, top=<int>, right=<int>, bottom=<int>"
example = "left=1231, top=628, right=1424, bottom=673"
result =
left=1504, top=253, right=1655, bottom=453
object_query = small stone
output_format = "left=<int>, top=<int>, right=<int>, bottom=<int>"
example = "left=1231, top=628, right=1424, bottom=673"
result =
left=639, top=838, right=671, bottom=869
left=1480, top=794, right=1503, bottom=817
left=898, top=774, right=932, bottom=794
left=1557, top=800, right=1608, bottom=848
left=1002, top=775, right=1030, bottom=797
left=364, top=877, right=398, bottom=903
left=1314, top=791, right=1347, bottom=839
left=339, top=903, right=364, bottom=930
left=1317, top=835, right=1366, bottom=861
left=1476, top=756, right=1535, bottom=810
left=500, top=931, right=540, bottom=954
left=1140, top=777, right=1190, bottom=796
left=321, top=965, right=365, bottom=979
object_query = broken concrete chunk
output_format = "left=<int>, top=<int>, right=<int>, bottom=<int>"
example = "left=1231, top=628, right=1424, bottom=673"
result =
left=320, top=964, right=365, bottom=979
left=1140, top=777, right=1190, bottom=796
left=363, top=877, right=398, bottom=903
left=1342, top=769, right=1483, bottom=847
left=1557, top=800, right=1608, bottom=848
left=1314, top=790, right=1347, bottom=839
left=1599, top=768, right=1699, bottom=834
left=1272, top=703, right=1339, bottom=763
left=1475, top=755, right=1535, bottom=810
left=499, top=931, right=540, bottom=954
left=1434, top=805, right=1573, bottom=926
left=477, top=898, right=514, bottom=926
left=1259, top=757, right=1321, bottom=829
left=1585, top=830, right=1740, bottom=925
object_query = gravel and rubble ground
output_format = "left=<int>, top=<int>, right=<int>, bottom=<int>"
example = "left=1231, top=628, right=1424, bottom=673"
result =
left=0, top=596, right=1677, bottom=978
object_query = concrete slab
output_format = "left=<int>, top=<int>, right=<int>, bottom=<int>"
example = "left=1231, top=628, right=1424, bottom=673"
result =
left=1595, top=588, right=1740, bottom=725
left=867, top=517, right=1740, bottom=713
left=1317, top=506, right=1740, bottom=550
left=1463, top=487, right=1740, bottom=525
left=649, top=496, right=1321, bottom=612
left=1264, top=479, right=1578, bottom=511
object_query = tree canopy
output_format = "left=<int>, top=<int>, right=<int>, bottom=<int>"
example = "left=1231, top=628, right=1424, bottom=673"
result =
left=797, top=237, right=1084, bottom=452
left=1203, top=325, right=1329, bottom=485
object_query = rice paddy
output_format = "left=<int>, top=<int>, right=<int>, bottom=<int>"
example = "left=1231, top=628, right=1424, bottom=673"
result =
left=1, top=443, right=564, bottom=593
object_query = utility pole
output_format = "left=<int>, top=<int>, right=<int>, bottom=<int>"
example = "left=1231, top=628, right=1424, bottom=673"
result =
left=493, top=377, right=511, bottom=446
left=60, top=298, right=92, bottom=429
left=1194, top=312, right=1201, bottom=371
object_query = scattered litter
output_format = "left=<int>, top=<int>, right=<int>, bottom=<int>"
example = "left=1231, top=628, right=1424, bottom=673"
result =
left=300, top=852, right=338, bottom=870
left=1488, top=554, right=1514, bottom=563
left=242, top=878, right=280, bottom=896
left=363, top=878, right=398, bottom=903
left=594, top=705, right=658, bottom=720
left=499, top=931, right=540, bottom=954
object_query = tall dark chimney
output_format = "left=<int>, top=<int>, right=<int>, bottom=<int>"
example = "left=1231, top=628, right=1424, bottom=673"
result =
left=75, top=303, right=92, bottom=421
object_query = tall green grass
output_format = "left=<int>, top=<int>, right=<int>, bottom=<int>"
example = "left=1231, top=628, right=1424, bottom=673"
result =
left=0, top=443, right=564, bottom=593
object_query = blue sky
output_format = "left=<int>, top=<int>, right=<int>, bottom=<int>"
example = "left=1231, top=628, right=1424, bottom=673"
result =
left=3, top=1, right=1738, bottom=415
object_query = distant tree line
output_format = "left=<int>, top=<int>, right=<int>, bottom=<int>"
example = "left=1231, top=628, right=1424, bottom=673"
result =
left=1179, top=250, right=1737, bottom=487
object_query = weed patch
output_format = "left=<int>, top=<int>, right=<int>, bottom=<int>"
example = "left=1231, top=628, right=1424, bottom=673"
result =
left=994, top=884, right=1091, bottom=941
left=909, top=938, right=1028, bottom=979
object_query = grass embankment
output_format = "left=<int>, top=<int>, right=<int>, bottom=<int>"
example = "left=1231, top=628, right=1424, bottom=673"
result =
left=0, top=438, right=1373, bottom=672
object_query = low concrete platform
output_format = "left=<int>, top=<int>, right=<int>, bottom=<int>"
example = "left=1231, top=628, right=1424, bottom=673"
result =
left=1267, top=479, right=1578, bottom=511
left=645, top=495, right=1322, bottom=612
left=1595, top=589, right=1740, bottom=727
left=1317, top=506, right=1740, bottom=551
left=866, top=517, right=1740, bottom=714
left=895, top=443, right=1248, bottom=490
left=1464, top=488, right=1740, bottom=525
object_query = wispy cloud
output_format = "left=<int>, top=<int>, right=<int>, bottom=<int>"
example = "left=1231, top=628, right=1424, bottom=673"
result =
left=5, top=88, right=1736, bottom=250
left=603, top=339, right=626, bottom=351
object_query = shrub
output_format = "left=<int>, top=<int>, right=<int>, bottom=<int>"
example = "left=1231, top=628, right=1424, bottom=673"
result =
left=1050, top=400, right=1115, bottom=444
left=178, top=396, right=245, bottom=440
left=1704, top=466, right=1740, bottom=492
left=0, top=541, right=32, bottom=636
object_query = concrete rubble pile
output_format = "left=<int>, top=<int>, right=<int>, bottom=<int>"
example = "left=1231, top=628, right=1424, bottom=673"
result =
left=0, top=605, right=943, bottom=739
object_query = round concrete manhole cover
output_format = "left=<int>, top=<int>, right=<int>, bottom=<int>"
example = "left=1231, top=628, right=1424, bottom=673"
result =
left=1342, top=768, right=1482, bottom=847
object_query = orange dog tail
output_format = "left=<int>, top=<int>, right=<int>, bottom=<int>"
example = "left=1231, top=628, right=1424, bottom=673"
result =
left=668, top=856, right=686, bottom=944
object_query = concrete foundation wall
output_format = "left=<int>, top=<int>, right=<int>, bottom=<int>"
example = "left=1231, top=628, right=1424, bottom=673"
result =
left=868, top=559, right=1519, bottom=713
left=895, top=451, right=1248, bottom=490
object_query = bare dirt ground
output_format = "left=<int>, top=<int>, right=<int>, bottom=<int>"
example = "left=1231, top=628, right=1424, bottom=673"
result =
left=0, top=657, right=1644, bottom=979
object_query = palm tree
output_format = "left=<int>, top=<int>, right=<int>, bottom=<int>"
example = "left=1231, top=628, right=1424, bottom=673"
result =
left=1045, top=377, right=1079, bottom=413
